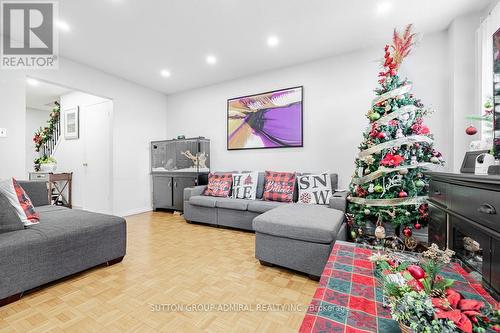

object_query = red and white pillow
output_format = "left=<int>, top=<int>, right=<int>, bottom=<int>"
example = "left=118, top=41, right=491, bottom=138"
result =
left=204, top=173, right=233, bottom=197
left=263, top=171, right=296, bottom=202
left=0, top=178, right=40, bottom=226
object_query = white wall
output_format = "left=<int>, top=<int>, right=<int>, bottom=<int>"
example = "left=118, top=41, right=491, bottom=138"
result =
left=165, top=31, right=451, bottom=189
left=449, top=13, right=483, bottom=172
left=25, top=107, right=51, bottom=172
left=0, top=58, right=168, bottom=216
left=0, top=72, right=26, bottom=180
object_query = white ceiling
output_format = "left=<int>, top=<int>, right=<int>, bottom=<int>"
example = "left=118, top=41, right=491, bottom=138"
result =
left=26, top=80, right=72, bottom=111
left=58, top=0, right=493, bottom=94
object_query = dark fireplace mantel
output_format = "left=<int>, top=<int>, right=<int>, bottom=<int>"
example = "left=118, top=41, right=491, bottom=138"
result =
left=425, top=171, right=500, bottom=298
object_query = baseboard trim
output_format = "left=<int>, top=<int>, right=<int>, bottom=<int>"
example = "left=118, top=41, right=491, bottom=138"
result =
left=119, top=206, right=152, bottom=217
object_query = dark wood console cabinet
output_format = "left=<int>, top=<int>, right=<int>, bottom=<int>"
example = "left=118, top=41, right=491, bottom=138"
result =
left=426, top=172, right=500, bottom=296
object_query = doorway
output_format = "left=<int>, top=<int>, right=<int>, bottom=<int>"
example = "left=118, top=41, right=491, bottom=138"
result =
left=25, top=78, right=113, bottom=214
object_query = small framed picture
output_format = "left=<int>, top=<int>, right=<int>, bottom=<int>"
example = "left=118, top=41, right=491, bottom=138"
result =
left=64, top=106, right=79, bottom=140
left=460, top=150, right=489, bottom=173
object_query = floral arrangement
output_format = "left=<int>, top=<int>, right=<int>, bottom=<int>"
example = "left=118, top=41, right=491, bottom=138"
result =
left=33, top=102, right=60, bottom=152
left=370, top=244, right=500, bottom=332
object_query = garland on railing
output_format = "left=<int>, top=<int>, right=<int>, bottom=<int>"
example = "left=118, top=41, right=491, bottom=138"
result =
left=34, top=102, right=60, bottom=152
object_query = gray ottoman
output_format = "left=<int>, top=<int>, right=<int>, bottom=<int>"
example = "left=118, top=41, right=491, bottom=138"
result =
left=253, top=204, right=346, bottom=279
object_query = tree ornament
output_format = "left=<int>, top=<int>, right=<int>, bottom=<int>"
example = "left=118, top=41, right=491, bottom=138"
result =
left=350, top=230, right=357, bottom=239
left=395, top=128, right=404, bottom=138
left=405, top=211, right=411, bottom=216
left=369, top=112, right=381, bottom=121
left=374, top=185, right=384, bottom=193
left=415, top=180, right=425, bottom=188
left=368, top=184, right=375, bottom=193
left=399, top=168, right=409, bottom=175
left=385, top=104, right=391, bottom=112
left=357, top=228, right=364, bottom=236
left=410, top=155, right=418, bottom=165
left=404, top=235, right=418, bottom=250
left=414, top=222, right=422, bottom=230
left=403, top=227, right=412, bottom=237
left=465, top=125, right=477, bottom=136
left=398, top=190, right=408, bottom=198
left=430, top=156, right=440, bottom=163
left=364, top=208, right=371, bottom=215
left=375, top=223, right=386, bottom=240
left=377, top=132, right=386, bottom=139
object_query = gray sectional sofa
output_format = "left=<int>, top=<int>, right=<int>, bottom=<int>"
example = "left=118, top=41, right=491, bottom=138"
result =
left=184, top=172, right=348, bottom=278
left=0, top=181, right=126, bottom=306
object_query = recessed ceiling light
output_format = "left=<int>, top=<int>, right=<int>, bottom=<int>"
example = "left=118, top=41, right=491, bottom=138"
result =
left=376, top=1, right=392, bottom=14
left=160, top=69, right=171, bottom=78
left=206, top=55, right=217, bottom=65
left=26, top=78, right=39, bottom=86
left=267, top=35, right=280, bottom=47
left=55, top=20, right=70, bottom=32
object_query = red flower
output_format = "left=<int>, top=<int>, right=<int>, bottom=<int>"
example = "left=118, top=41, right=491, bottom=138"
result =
left=432, top=288, right=488, bottom=333
left=380, top=153, right=404, bottom=167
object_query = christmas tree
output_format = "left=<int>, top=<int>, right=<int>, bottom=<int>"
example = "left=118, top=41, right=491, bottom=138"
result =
left=347, top=25, right=444, bottom=248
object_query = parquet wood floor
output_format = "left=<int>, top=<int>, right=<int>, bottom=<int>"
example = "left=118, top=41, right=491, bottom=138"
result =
left=0, top=212, right=318, bottom=332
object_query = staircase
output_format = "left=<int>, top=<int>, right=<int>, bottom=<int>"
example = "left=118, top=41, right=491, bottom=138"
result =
left=34, top=101, right=62, bottom=158
left=41, top=116, right=61, bottom=157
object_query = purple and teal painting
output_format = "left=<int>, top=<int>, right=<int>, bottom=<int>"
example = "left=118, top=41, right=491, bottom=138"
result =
left=227, top=86, right=303, bottom=150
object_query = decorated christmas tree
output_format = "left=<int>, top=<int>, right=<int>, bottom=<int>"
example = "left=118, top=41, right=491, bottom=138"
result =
left=347, top=25, right=444, bottom=249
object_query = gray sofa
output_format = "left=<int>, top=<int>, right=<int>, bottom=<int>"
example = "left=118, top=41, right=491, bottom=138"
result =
left=184, top=172, right=348, bottom=278
left=0, top=181, right=126, bottom=306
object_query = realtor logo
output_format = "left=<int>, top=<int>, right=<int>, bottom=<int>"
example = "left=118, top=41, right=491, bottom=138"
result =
left=1, top=1, right=58, bottom=69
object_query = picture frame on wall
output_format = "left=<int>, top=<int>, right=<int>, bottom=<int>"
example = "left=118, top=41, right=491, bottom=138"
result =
left=227, top=86, right=303, bottom=150
left=64, top=106, right=79, bottom=140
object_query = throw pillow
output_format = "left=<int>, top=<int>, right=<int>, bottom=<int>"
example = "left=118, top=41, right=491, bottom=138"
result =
left=204, top=173, right=233, bottom=197
left=263, top=171, right=296, bottom=202
left=297, top=173, right=333, bottom=205
left=0, top=178, right=40, bottom=226
left=0, top=192, right=24, bottom=233
left=232, top=172, right=258, bottom=200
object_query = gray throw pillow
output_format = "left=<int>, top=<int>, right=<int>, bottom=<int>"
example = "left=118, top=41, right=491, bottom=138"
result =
left=0, top=192, right=24, bottom=233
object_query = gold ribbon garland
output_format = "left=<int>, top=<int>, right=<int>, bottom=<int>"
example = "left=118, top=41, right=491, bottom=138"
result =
left=358, top=135, right=434, bottom=158
left=372, top=84, right=412, bottom=106
left=351, top=162, right=434, bottom=185
left=374, top=105, right=418, bottom=126
left=348, top=196, right=428, bottom=206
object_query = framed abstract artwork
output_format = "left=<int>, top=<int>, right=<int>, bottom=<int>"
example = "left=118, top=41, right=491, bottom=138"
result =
left=227, top=86, right=303, bottom=150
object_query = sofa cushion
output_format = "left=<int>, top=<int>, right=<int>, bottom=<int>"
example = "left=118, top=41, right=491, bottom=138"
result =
left=263, top=171, right=296, bottom=202
left=297, top=173, right=333, bottom=205
left=0, top=207, right=126, bottom=300
left=0, top=178, right=40, bottom=226
left=247, top=200, right=287, bottom=213
left=252, top=204, right=344, bottom=244
left=215, top=198, right=249, bottom=211
left=189, top=195, right=218, bottom=208
left=204, top=173, right=233, bottom=197
left=0, top=192, right=24, bottom=234
left=232, top=172, right=258, bottom=200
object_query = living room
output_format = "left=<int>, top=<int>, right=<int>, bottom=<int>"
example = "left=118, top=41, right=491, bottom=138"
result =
left=0, top=0, right=499, bottom=332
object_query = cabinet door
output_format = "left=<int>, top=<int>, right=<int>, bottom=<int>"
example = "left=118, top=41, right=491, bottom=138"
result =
left=428, top=203, right=447, bottom=249
left=153, top=176, right=173, bottom=209
left=173, top=177, right=196, bottom=211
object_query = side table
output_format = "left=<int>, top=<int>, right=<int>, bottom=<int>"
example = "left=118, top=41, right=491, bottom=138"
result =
left=28, top=172, right=73, bottom=208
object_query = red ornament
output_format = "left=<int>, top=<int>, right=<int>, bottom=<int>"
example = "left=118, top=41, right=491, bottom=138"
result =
left=403, top=227, right=412, bottom=237
left=398, top=190, right=408, bottom=198
left=465, top=125, right=477, bottom=136
left=377, top=132, right=386, bottom=139
left=414, top=222, right=422, bottom=230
